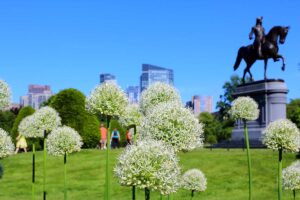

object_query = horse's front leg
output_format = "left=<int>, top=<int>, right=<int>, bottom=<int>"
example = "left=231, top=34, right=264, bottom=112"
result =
left=275, top=54, right=285, bottom=71
left=264, top=59, right=268, bottom=80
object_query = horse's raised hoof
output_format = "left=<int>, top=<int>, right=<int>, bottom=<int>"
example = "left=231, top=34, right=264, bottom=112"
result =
left=282, top=64, right=285, bottom=71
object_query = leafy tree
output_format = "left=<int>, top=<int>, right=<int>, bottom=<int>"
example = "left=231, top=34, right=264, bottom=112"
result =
left=48, top=88, right=100, bottom=148
left=287, top=99, right=300, bottom=128
left=0, top=110, right=16, bottom=133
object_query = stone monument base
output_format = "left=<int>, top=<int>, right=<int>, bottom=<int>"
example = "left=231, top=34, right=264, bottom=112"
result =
left=231, top=79, right=288, bottom=147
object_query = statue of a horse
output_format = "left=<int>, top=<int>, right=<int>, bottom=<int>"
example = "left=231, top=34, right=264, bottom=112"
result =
left=233, top=26, right=289, bottom=83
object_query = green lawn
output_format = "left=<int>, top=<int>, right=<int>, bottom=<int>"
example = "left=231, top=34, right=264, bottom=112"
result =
left=0, top=148, right=298, bottom=200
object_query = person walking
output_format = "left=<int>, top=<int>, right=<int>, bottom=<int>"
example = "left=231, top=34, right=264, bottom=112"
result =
left=110, top=128, right=120, bottom=149
left=100, top=124, right=107, bottom=150
left=15, top=133, right=27, bottom=154
left=126, top=130, right=132, bottom=145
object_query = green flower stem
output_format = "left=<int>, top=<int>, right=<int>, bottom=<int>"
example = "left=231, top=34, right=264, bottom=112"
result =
left=43, top=130, right=47, bottom=200
left=133, top=125, right=136, bottom=145
left=32, top=143, right=35, bottom=200
left=64, top=152, right=67, bottom=200
left=293, top=190, right=296, bottom=200
left=160, top=194, right=162, bottom=200
left=105, top=116, right=111, bottom=200
left=278, top=148, right=283, bottom=200
left=145, top=188, right=150, bottom=200
left=243, top=120, right=252, bottom=200
left=132, top=186, right=136, bottom=200
left=191, top=190, right=195, bottom=199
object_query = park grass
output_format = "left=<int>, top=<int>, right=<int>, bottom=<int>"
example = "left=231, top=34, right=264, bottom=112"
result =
left=0, top=148, right=298, bottom=200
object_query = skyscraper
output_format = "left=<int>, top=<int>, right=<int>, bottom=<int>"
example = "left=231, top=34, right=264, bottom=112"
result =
left=187, top=95, right=213, bottom=116
left=140, top=64, right=174, bottom=92
left=20, top=85, right=53, bottom=109
left=126, top=86, right=140, bottom=104
left=100, top=73, right=116, bottom=84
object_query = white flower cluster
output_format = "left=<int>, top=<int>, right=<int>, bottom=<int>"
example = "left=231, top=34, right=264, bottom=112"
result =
left=114, top=140, right=181, bottom=195
left=46, top=126, right=83, bottom=156
left=86, top=82, right=128, bottom=117
left=230, top=96, right=259, bottom=121
left=0, top=80, right=11, bottom=110
left=141, top=102, right=204, bottom=152
left=140, top=82, right=182, bottom=114
left=18, top=106, right=61, bottom=138
left=263, top=119, right=300, bottom=152
left=118, top=104, right=143, bottom=128
left=181, top=169, right=207, bottom=192
left=0, top=128, right=15, bottom=158
left=283, top=161, right=300, bottom=190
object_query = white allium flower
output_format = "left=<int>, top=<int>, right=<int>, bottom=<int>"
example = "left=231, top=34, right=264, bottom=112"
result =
left=283, top=161, right=300, bottom=190
left=140, top=102, right=204, bottom=152
left=181, top=169, right=207, bottom=192
left=114, top=140, right=181, bottom=195
left=118, top=104, right=142, bottom=127
left=263, top=119, right=300, bottom=152
left=46, top=126, right=83, bottom=156
left=18, top=107, right=61, bottom=138
left=230, top=96, right=259, bottom=121
left=0, top=80, right=11, bottom=110
left=140, top=82, right=182, bottom=115
left=0, top=128, right=15, bottom=158
left=86, top=82, right=128, bottom=117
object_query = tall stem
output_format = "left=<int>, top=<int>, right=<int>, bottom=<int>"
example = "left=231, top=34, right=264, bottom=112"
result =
left=244, top=120, right=252, bottom=200
left=191, top=190, right=194, bottom=199
left=133, top=125, right=137, bottom=145
left=278, top=148, right=283, bottom=200
left=105, top=116, right=111, bottom=200
left=132, top=186, right=136, bottom=200
left=293, top=190, right=296, bottom=200
left=145, top=188, right=150, bottom=200
left=64, top=153, right=67, bottom=200
left=43, top=130, right=47, bottom=200
left=32, top=143, right=35, bottom=200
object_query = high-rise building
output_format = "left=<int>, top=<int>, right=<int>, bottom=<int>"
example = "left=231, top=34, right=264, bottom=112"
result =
left=140, top=64, right=174, bottom=92
left=126, top=86, right=140, bottom=104
left=20, top=85, right=53, bottom=109
left=187, top=95, right=213, bottom=115
left=100, top=73, right=116, bottom=84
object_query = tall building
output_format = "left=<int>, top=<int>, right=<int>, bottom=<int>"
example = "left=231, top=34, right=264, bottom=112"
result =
left=140, top=64, right=174, bottom=92
left=100, top=73, right=116, bottom=84
left=126, top=86, right=140, bottom=104
left=187, top=95, right=213, bottom=115
left=20, top=85, right=53, bottom=109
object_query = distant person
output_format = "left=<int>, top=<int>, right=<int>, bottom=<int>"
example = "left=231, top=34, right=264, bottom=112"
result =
left=100, top=124, right=107, bottom=150
left=15, top=133, right=27, bottom=154
left=126, top=130, right=132, bottom=145
left=110, top=128, right=120, bottom=149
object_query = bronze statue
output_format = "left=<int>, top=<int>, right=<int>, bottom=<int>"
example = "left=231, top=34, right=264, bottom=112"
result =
left=249, top=16, right=265, bottom=58
left=233, top=17, right=289, bottom=83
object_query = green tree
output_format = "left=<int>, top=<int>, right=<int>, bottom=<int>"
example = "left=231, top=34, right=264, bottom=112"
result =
left=287, top=99, right=300, bottom=128
left=48, top=88, right=100, bottom=148
left=0, top=110, right=16, bottom=133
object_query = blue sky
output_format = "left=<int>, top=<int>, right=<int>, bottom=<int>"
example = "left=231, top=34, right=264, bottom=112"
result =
left=0, top=0, right=299, bottom=109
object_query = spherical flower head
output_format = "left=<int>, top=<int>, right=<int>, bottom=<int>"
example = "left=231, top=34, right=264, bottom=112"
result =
left=0, top=128, right=15, bottom=158
left=181, top=169, right=207, bottom=192
left=0, top=80, right=11, bottom=110
left=18, top=107, right=61, bottom=138
left=140, top=82, right=182, bottom=115
left=114, top=140, right=181, bottom=195
left=118, top=104, right=142, bottom=128
left=140, top=102, right=204, bottom=152
left=263, top=119, right=300, bottom=152
left=283, top=161, right=300, bottom=190
left=46, top=126, right=83, bottom=156
left=86, top=82, right=128, bottom=117
left=230, top=96, right=259, bottom=121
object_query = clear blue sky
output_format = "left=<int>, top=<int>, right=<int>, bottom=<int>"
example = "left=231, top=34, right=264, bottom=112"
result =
left=0, top=0, right=299, bottom=109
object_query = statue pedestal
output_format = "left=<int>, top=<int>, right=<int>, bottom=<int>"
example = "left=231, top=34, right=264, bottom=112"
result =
left=231, top=79, right=288, bottom=146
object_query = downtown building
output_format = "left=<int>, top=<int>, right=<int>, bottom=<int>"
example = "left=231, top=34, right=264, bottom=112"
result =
left=126, top=86, right=140, bottom=104
left=20, top=85, right=53, bottom=110
left=100, top=73, right=116, bottom=84
left=186, top=95, right=213, bottom=116
left=140, top=64, right=174, bottom=92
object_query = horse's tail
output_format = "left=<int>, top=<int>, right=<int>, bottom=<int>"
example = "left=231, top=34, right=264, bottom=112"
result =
left=233, top=47, right=245, bottom=71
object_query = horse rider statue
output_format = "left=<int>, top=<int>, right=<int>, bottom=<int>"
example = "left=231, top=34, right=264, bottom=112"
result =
left=249, top=16, right=265, bottom=58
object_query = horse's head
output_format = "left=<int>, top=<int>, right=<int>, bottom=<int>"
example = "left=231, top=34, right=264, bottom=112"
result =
left=279, top=26, right=289, bottom=44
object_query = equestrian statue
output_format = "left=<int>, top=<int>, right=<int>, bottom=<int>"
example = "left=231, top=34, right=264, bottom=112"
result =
left=233, top=16, right=289, bottom=83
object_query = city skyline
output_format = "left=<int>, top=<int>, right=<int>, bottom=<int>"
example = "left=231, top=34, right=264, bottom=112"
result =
left=0, top=1, right=299, bottom=110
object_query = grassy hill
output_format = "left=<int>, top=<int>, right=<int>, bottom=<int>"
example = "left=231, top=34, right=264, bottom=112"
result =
left=0, top=148, right=298, bottom=200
